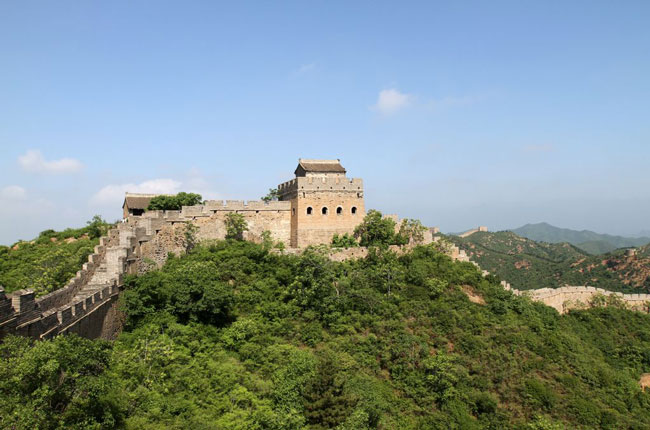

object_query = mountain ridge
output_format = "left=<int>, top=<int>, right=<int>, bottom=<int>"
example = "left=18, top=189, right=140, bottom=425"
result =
left=448, top=230, right=650, bottom=293
left=511, top=222, right=650, bottom=254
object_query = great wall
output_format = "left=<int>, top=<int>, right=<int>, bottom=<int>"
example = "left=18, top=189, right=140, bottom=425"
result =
left=458, top=228, right=650, bottom=314
left=1, top=159, right=648, bottom=342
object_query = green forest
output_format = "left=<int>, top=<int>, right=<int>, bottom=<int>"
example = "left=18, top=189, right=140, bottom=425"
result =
left=449, top=231, right=650, bottom=293
left=2, top=235, right=650, bottom=429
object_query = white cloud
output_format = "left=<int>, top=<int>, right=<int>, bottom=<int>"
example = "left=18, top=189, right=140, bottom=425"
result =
left=90, top=170, right=222, bottom=208
left=18, top=150, right=83, bottom=174
left=371, top=89, right=413, bottom=115
left=0, top=185, right=26, bottom=200
left=90, top=179, right=182, bottom=206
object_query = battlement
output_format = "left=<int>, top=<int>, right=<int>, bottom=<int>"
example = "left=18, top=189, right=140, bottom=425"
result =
left=0, top=222, right=144, bottom=340
left=138, top=200, right=291, bottom=220
left=278, top=176, right=363, bottom=198
left=202, top=200, right=291, bottom=211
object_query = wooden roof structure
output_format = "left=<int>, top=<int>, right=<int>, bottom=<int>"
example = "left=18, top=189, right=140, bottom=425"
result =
left=295, top=159, right=346, bottom=176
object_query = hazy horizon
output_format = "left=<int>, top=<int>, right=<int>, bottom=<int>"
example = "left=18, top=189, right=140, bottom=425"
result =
left=1, top=1, right=649, bottom=244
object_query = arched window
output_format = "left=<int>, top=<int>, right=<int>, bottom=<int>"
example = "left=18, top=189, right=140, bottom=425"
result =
left=292, top=208, right=296, bottom=216
left=306, top=207, right=313, bottom=215
left=336, top=206, right=343, bottom=215
left=351, top=206, right=357, bottom=215
left=322, top=207, right=328, bottom=215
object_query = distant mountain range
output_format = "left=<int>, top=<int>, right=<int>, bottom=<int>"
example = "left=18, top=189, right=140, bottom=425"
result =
left=510, top=222, right=650, bottom=255
left=448, top=230, right=650, bottom=293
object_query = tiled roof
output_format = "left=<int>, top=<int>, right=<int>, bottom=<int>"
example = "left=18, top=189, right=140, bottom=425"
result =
left=296, top=159, right=346, bottom=174
left=122, top=193, right=161, bottom=209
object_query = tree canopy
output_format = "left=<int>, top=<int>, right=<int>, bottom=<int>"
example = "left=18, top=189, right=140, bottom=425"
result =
left=147, top=192, right=203, bottom=211
left=3, top=238, right=650, bottom=429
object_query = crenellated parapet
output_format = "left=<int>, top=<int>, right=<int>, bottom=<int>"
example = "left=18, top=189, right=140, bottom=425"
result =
left=278, top=177, right=363, bottom=200
left=0, top=222, right=149, bottom=341
left=137, top=200, right=291, bottom=221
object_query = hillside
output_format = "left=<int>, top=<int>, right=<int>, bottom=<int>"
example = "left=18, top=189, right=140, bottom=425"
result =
left=512, top=222, right=650, bottom=254
left=449, top=231, right=650, bottom=293
left=2, top=239, right=650, bottom=429
left=0, top=217, right=111, bottom=297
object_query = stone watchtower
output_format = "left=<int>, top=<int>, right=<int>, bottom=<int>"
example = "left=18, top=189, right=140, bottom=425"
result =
left=278, top=159, right=365, bottom=248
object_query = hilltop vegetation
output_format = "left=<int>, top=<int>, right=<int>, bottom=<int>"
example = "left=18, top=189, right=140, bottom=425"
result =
left=2, top=238, right=650, bottom=429
left=0, top=216, right=112, bottom=297
left=450, top=231, right=650, bottom=293
left=147, top=192, right=203, bottom=211
left=512, top=223, right=650, bottom=255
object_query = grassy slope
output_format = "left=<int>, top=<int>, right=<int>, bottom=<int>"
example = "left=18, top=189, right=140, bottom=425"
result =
left=3, top=240, right=650, bottom=429
left=449, top=231, right=650, bottom=293
left=0, top=220, right=111, bottom=297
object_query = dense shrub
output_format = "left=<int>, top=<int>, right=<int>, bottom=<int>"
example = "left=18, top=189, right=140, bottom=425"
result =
left=3, top=239, right=650, bottom=428
left=147, top=192, right=202, bottom=211
left=0, top=217, right=112, bottom=296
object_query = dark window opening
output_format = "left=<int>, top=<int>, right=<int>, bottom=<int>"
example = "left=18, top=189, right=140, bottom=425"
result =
left=307, top=207, right=313, bottom=215
left=322, top=207, right=328, bottom=215
left=351, top=206, right=357, bottom=215
left=336, top=206, right=343, bottom=215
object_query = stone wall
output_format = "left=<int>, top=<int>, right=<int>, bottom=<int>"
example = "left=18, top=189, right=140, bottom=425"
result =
left=502, top=282, right=650, bottom=314
left=136, top=200, right=292, bottom=269
left=278, top=176, right=365, bottom=248
left=0, top=222, right=140, bottom=341
left=458, top=226, right=489, bottom=238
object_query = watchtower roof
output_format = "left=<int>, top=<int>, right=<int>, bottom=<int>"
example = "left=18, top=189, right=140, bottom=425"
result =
left=122, top=193, right=165, bottom=210
left=295, top=159, right=346, bottom=176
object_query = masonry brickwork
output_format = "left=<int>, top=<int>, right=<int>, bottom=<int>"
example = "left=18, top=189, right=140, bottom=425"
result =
left=278, top=174, right=365, bottom=247
left=501, top=282, right=650, bottom=314
left=5, top=158, right=646, bottom=342
left=0, top=224, right=134, bottom=341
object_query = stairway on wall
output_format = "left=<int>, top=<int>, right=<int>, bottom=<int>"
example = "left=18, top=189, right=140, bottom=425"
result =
left=66, top=225, right=135, bottom=313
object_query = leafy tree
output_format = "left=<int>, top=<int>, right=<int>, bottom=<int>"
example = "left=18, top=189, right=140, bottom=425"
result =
left=224, top=212, right=249, bottom=240
left=86, top=215, right=110, bottom=239
left=184, top=222, right=199, bottom=253
left=396, top=219, right=427, bottom=245
left=121, top=260, right=235, bottom=327
left=331, top=233, right=358, bottom=248
left=147, top=192, right=202, bottom=210
left=7, top=232, right=650, bottom=429
left=262, top=188, right=279, bottom=202
left=0, top=335, right=124, bottom=429
left=353, top=210, right=397, bottom=247
left=303, top=350, right=358, bottom=429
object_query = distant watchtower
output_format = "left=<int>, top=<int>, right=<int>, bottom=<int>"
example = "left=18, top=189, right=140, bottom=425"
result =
left=278, top=159, right=365, bottom=248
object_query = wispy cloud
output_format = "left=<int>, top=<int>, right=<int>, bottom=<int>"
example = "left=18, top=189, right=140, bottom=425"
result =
left=90, top=169, right=222, bottom=207
left=371, top=89, right=413, bottom=115
left=523, top=144, right=555, bottom=153
left=0, top=185, right=26, bottom=200
left=18, top=150, right=83, bottom=174
left=90, top=179, right=182, bottom=206
left=291, top=62, right=316, bottom=77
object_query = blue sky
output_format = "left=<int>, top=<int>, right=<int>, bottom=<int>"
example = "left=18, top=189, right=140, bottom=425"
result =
left=1, top=1, right=649, bottom=244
